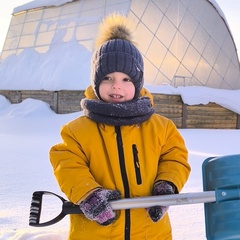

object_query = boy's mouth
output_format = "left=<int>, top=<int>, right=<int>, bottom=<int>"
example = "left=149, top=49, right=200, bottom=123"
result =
left=109, top=94, right=123, bottom=99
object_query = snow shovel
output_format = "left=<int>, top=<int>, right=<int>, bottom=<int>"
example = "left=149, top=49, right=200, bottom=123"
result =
left=202, top=154, right=240, bottom=240
left=29, top=154, right=240, bottom=240
left=29, top=190, right=217, bottom=227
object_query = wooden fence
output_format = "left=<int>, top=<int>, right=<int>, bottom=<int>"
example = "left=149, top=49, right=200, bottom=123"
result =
left=0, top=90, right=239, bottom=129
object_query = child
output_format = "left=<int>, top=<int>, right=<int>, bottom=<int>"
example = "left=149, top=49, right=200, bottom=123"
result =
left=50, top=13, right=190, bottom=240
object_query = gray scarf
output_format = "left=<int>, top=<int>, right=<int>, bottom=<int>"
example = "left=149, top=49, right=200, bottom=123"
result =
left=81, top=97, right=154, bottom=126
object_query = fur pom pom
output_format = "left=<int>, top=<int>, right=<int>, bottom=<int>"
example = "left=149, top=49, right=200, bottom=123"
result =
left=95, top=13, right=134, bottom=48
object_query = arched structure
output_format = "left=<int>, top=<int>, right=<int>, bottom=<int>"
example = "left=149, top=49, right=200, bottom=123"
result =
left=1, top=0, right=240, bottom=89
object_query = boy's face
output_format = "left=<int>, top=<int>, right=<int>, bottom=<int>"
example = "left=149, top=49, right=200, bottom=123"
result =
left=99, top=72, right=135, bottom=103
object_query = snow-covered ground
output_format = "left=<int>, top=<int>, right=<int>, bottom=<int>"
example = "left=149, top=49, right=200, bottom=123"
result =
left=0, top=94, right=240, bottom=240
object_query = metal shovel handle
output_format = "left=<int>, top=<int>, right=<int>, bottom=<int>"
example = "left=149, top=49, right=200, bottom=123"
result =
left=110, top=191, right=216, bottom=209
left=29, top=190, right=216, bottom=227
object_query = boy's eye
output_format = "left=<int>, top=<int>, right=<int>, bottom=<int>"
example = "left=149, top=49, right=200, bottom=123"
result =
left=102, top=76, right=132, bottom=82
left=123, top=78, right=132, bottom=82
left=102, top=76, right=112, bottom=81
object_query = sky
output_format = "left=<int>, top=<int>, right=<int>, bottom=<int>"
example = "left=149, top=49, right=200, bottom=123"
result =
left=0, top=0, right=240, bottom=58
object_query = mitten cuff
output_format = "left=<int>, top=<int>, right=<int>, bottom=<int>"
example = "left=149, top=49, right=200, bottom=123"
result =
left=77, top=187, right=102, bottom=205
left=152, top=180, right=175, bottom=195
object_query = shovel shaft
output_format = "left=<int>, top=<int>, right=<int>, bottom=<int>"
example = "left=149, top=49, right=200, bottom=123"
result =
left=110, top=191, right=216, bottom=210
left=29, top=190, right=217, bottom=227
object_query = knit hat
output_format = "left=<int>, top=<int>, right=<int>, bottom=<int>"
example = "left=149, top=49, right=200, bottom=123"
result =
left=91, top=14, right=144, bottom=99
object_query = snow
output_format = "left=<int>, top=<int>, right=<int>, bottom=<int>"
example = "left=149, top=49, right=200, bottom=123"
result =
left=13, top=0, right=74, bottom=14
left=0, top=95, right=240, bottom=240
left=145, top=85, right=240, bottom=115
left=0, top=42, right=91, bottom=91
left=208, top=0, right=227, bottom=23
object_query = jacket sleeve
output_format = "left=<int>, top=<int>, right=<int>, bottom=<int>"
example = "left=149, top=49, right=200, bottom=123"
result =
left=155, top=120, right=190, bottom=193
left=49, top=124, right=101, bottom=204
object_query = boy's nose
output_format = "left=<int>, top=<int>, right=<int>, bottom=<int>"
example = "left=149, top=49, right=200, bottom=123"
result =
left=112, top=85, right=121, bottom=89
left=112, top=80, right=121, bottom=89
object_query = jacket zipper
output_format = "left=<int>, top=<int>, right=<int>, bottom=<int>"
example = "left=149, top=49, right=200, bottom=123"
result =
left=115, top=126, right=130, bottom=240
left=132, top=144, right=142, bottom=185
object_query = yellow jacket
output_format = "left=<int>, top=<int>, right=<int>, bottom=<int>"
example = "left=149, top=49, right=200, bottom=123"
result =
left=50, top=87, right=190, bottom=240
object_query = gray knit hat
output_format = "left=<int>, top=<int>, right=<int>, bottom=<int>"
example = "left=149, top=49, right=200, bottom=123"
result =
left=91, top=14, right=144, bottom=99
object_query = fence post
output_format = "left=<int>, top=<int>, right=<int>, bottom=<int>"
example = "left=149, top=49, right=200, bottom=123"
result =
left=53, top=91, right=58, bottom=113
left=182, top=103, right=187, bottom=128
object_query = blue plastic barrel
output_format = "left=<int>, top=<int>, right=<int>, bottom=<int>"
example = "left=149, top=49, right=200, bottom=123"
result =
left=202, top=154, right=240, bottom=240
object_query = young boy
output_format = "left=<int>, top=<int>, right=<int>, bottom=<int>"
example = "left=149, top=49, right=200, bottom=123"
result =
left=50, top=13, right=190, bottom=240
